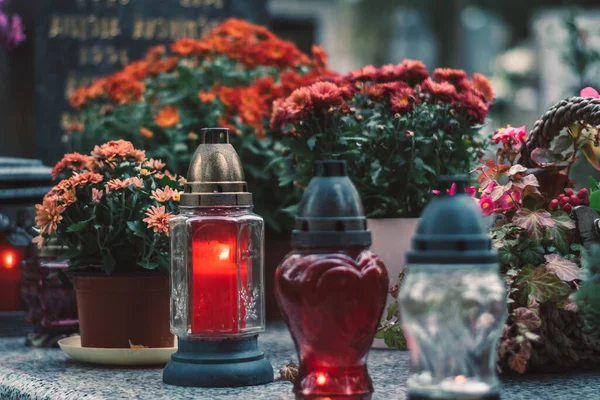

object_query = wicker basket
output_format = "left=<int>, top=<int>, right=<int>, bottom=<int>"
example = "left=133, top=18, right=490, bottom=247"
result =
left=509, top=96, right=600, bottom=372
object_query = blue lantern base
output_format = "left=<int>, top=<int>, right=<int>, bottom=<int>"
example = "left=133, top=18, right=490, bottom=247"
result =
left=408, top=395, right=500, bottom=400
left=163, top=335, right=274, bottom=387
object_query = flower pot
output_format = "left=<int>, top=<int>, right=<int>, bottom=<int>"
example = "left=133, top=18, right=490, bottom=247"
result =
left=368, top=218, right=419, bottom=349
left=72, top=273, right=173, bottom=348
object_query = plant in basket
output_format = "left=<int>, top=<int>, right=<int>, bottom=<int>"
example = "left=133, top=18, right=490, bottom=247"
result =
left=475, top=86, right=600, bottom=373
left=270, top=61, right=494, bottom=348
left=34, top=140, right=184, bottom=349
left=65, top=18, right=334, bottom=232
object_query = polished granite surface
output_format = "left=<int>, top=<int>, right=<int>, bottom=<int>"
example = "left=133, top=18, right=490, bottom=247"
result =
left=1, top=322, right=599, bottom=399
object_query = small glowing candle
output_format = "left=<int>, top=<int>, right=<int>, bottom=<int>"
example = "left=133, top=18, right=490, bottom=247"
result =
left=190, top=222, right=249, bottom=334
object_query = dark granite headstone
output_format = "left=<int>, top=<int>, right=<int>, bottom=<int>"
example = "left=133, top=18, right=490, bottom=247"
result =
left=34, top=0, right=268, bottom=165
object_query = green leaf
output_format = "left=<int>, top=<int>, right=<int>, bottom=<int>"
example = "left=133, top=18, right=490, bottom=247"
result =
left=550, top=211, right=576, bottom=255
left=127, top=221, right=147, bottom=238
left=516, top=264, right=572, bottom=303
left=513, top=209, right=555, bottom=241
left=383, top=325, right=407, bottom=350
left=553, top=135, right=573, bottom=153
left=588, top=176, right=599, bottom=190
left=544, top=254, right=580, bottom=281
left=386, top=301, right=398, bottom=320
left=581, top=142, right=600, bottom=171
left=590, top=190, right=600, bottom=211
left=518, top=239, right=545, bottom=266
left=374, top=330, right=385, bottom=339
left=66, top=217, right=94, bottom=233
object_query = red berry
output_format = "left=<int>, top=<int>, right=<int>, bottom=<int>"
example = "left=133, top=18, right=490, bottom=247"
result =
left=582, top=199, right=590, bottom=206
left=560, top=197, right=570, bottom=206
left=566, top=189, right=574, bottom=196
left=570, top=195, right=580, bottom=206
left=549, top=199, right=559, bottom=210
left=558, top=194, right=566, bottom=200
left=578, top=188, right=589, bottom=199
left=563, top=203, right=573, bottom=213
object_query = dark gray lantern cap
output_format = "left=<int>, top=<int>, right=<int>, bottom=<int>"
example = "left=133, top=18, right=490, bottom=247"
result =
left=406, top=175, right=498, bottom=265
left=291, top=160, right=371, bottom=248
left=180, top=128, right=252, bottom=207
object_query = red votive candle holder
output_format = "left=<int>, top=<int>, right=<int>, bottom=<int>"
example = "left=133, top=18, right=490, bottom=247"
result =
left=275, top=161, right=389, bottom=399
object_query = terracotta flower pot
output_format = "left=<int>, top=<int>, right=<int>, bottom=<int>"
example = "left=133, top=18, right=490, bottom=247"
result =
left=72, top=273, right=173, bottom=348
left=368, top=218, right=419, bottom=349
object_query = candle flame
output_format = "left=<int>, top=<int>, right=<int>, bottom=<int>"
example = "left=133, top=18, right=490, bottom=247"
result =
left=316, top=373, right=327, bottom=386
left=218, top=246, right=230, bottom=260
left=3, top=252, right=15, bottom=269
left=455, top=375, right=467, bottom=384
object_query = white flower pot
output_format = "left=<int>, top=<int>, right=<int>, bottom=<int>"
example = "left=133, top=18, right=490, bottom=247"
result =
left=369, top=217, right=420, bottom=349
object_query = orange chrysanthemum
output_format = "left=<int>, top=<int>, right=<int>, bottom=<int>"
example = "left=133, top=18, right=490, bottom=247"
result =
left=107, top=79, right=145, bottom=105
left=124, top=60, right=149, bottom=81
left=472, top=73, right=495, bottom=104
left=51, top=152, right=92, bottom=179
left=142, top=206, right=173, bottom=236
left=35, top=197, right=66, bottom=235
left=171, top=38, right=198, bottom=56
left=150, top=186, right=181, bottom=203
left=145, top=159, right=166, bottom=171
left=308, top=81, right=343, bottom=107
left=420, top=78, right=458, bottom=102
left=140, top=127, right=154, bottom=139
left=154, top=105, right=180, bottom=128
left=106, top=177, right=143, bottom=192
left=70, top=171, right=103, bottom=187
left=145, top=45, right=166, bottom=62
left=311, top=45, right=328, bottom=70
left=347, top=65, right=378, bottom=82
left=198, top=91, right=216, bottom=103
left=92, top=140, right=146, bottom=165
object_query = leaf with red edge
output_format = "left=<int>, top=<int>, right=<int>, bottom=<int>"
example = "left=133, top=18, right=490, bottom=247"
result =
left=513, top=307, right=542, bottom=331
left=531, top=148, right=565, bottom=166
left=544, top=254, right=580, bottom=281
left=513, top=209, right=555, bottom=241
left=580, top=142, right=600, bottom=171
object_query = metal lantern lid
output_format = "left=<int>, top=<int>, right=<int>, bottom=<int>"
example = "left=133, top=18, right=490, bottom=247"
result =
left=406, top=175, right=498, bottom=265
left=291, top=160, right=371, bottom=248
left=180, top=128, right=252, bottom=207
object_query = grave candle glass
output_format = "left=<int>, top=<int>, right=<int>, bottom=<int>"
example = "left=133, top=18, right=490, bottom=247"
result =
left=163, top=128, right=272, bottom=388
left=275, top=161, right=389, bottom=399
left=399, top=176, right=506, bottom=400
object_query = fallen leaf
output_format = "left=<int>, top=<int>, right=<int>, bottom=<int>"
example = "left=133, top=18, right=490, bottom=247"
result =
left=129, top=340, right=149, bottom=349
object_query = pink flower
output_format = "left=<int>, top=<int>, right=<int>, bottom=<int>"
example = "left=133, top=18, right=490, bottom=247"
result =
left=491, top=125, right=527, bottom=145
left=478, top=196, right=494, bottom=216
left=432, top=183, right=476, bottom=197
left=497, top=190, right=522, bottom=211
left=8, top=15, right=25, bottom=48
left=465, top=186, right=477, bottom=197
left=92, top=188, right=103, bottom=202
left=580, top=87, right=599, bottom=99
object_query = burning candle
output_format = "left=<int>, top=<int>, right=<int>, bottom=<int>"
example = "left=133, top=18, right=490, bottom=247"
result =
left=191, top=222, right=248, bottom=333
left=0, top=245, right=24, bottom=312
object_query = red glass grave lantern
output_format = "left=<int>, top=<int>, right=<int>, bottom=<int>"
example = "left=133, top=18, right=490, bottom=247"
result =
left=275, top=161, right=389, bottom=399
left=0, top=238, right=25, bottom=312
left=163, top=128, right=272, bottom=387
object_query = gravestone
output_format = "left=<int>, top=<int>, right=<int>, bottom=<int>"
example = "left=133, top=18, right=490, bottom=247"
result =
left=35, top=0, right=268, bottom=165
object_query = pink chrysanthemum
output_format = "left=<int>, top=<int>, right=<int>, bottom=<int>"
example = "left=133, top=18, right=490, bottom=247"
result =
left=142, top=206, right=173, bottom=236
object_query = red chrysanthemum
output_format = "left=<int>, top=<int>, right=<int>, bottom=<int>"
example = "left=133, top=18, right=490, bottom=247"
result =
left=308, top=81, right=343, bottom=107
left=420, top=78, right=458, bottom=102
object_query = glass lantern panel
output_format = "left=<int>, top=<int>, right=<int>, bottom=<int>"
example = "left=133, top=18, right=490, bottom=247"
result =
left=169, top=215, right=189, bottom=337
left=399, top=263, right=506, bottom=398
